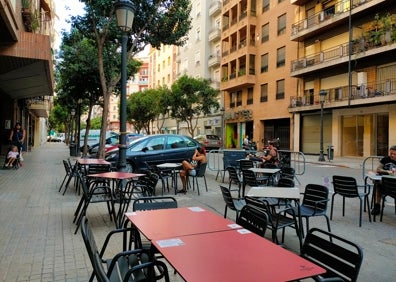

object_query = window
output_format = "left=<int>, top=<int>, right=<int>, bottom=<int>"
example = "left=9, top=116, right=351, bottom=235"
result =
left=276, top=47, right=285, bottom=68
left=196, top=28, right=201, bottom=41
left=167, top=56, right=170, bottom=66
left=247, top=87, right=253, bottom=105
left=157, top=64, right=160, bottom=72
left=261, top=53, right=268, bottom=73
left=260, top=84, right=268, bottom=102
left=261, top=23, right=269, bottom=43
left=262, top=0, right=269, bottom=13
left=277, top=14, right=286, bottom=36
left=237, top=91, right=242, bottom=106
left=230, top=92, right=236, bottom=108
left=195, top=52, right=200, bottom=64
left=276, top=79, right=285, bottom=100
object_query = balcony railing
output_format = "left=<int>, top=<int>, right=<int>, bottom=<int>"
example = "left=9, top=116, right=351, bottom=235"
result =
left=291, top=37, right=396, bottom=73
left=291, top=0, right=375, bottom=37
left=289, top=79, right=396, bottom=108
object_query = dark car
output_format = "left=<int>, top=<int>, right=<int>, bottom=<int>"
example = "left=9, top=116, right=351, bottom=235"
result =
left=194, top=134, right=222, bottom=150
left=88, top=135, right=120, bottom=155
left=105, top=134, right=202, bottom=172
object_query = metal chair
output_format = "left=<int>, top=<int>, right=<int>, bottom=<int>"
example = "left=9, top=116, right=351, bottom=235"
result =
left=288, top=184, right=331, bottom=237
left=236, top=204, right=269, bottom=237
left=245, top=196, right=302, bottom=250
left=226, top=166, right=243, bottom=198
left=379, top=176, right=396, bottom=222
left=81, top=216, right=170, bottom=282
left=59, top=159, right=78, bottom=195
left=331, top=175, right=371, bottom=227
left=242, top=169, right=268, bottom=197
left=219, top=185, right=246, bottom=220
left=301, top=228, right=363, bottom=282
left=188, top=162, right=208, bottom=195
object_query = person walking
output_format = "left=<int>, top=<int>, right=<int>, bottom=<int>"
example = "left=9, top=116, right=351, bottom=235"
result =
left=9, top=122, right=26, bottom=162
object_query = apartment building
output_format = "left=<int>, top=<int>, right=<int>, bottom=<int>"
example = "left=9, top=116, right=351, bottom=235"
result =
left=174, top=0, right=223, bottom=137
left=0, top=0, right=55, bottom=154
left=220, top=0, right=298, bottom=149
left=289, top=0, right=396, bottom=157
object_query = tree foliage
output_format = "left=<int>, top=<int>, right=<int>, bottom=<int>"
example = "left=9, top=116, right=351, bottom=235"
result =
left=169, top=75, right=220, bottom=137
left=69, top=0, right=192, bottom=158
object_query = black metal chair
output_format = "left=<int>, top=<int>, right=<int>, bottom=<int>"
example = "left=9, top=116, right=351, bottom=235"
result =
left=242, top=169, right=268, bottom=197
left=59, top=159, right=78, bottom=195
left=301, top=228, right=363, bottom=282
left=286, top=184, right=331, bottom=238
left=187, top=162, right=208, bottom=195
left=245, top=196, right=302, bottom=250
left=236, top=204, right=269, bottom=237
left=239, top=159, right=254, bottom=171
left=226, top=166, right=243, bottom=198
left=81, top=216, right=169, bottom=282
left=379, top=175, right=396, bottom=222
left=219, top=185, right=246, bottom=220
left=73, top=172, right=116, bottom=234
left=331, top=175, right=371, bottom=227
left=132, top=196, right=178, bottom=212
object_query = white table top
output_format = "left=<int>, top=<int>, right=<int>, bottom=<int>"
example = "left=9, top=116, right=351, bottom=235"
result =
left=249, top=167, right=281, bottom=174
left=157, top=163, right=182, bottom=168
left=247, top=186, right=300, bottom=199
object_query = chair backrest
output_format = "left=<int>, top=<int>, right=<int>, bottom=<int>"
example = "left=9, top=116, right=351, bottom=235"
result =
left=219, top=185, right=237, bottom=211
left=381, top=176, right=396, bottom=198
left=236, top=204, right=269, bottom=237
left=242, top=169, right=260, bottom=187
left=277, top=177, right=295, bottom=187
left=195, top=162, right=207, bottom=177
left=239, top=159, right=254, bottom=171
left=63, top=160, right=71, bottom=174
left=145, top=172, right=160, bottom=196
left=132, top=196, right=178, bottom=211
left=227, top=166, right=242, bottom=184
left=301, top=228, right=363, bottom=282
left=85, top=164, right=111, bottom=175
left=302, top=184, right=329, bottom=213
left=332, top=175, right=360, bottom=197
left=80, top=216, right=99, bottom=267
left=281, top=167, right=295, bottom=179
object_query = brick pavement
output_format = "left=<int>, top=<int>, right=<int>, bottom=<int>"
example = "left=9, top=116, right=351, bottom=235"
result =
left=0, top=143, right=395, bottom=281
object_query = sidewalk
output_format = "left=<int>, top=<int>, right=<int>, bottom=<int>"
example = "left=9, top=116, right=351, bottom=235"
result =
left=0, top=143, right=395, bottom=281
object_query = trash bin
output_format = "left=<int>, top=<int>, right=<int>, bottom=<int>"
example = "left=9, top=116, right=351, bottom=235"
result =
left=69, top=143, right=78, bottom=157
left=327, top=145, right=334, bottom=161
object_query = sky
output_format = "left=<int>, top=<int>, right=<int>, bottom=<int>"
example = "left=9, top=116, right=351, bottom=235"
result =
left=54, top=0, right=85, bottom=50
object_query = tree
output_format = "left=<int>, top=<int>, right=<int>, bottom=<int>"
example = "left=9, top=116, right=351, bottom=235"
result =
left=127, top=90, right=157, bottom=134
left=169, top=75, right=220, bottom=137
left=72, top=0, right=192, bottom=158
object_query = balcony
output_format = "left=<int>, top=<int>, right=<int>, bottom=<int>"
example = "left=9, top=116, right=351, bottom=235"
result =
left=208, top=55, right=221, bottom=68
left=289, top=80, right=396, bottom=113
left=290, top=0, right=380, bottom=41
left=209, top=28, right=221, bottom=42
left=209, top=1, right=221, bottom=17
left=290, top=39, right=396, bottom=77
left=220, top=72, right=255, bottom=91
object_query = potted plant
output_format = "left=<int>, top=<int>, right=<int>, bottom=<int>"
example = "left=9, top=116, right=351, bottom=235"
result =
left=21, top=0, right=32, bottom=32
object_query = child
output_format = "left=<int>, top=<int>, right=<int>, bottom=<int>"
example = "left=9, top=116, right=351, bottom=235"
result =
left=6, top=145, right=19, bottom=167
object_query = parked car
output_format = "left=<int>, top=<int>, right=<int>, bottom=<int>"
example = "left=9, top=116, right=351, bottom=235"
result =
left=105, top=134, right=202, bottom=172
left=88, top=135, right=120, bottom=155
left=47, top=133, right=65, bottom=142
left=96, top=133, right=144, bottom=156
left=194, top=134, right=222, bottom=150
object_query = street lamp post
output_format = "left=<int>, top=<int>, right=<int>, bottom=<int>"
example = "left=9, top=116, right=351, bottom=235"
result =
left=115, top=0, right=135, bottom=171
left=220, top=107, right=225, bottom=149
left=77, top=98, right=82, bottom=156
left=71, top=108, right=76, bottom=143
left=318, top=90, right=327, bottom=162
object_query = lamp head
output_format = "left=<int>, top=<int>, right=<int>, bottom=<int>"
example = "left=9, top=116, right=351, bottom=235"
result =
left=319, top=89, right=327, bottom=103
left=115, top=0, right=135, bottom=32
left=71, top=108, right=76, bottom=116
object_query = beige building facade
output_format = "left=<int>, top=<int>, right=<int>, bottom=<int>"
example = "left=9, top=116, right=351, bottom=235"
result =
left=221, top=0, right=298, bottom=149
left=289, top=0, right=396, bottom=157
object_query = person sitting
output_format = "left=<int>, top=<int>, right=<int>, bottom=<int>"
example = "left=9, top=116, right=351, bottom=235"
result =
left=9, top=122, right=26, bottom=162
left=5, top=145, right=19, bottom=167
left=371, top=145, right=396, bottom=215
left=247, top=141, right=279, bottom=167
left=178, top=147, right=207, bottom=194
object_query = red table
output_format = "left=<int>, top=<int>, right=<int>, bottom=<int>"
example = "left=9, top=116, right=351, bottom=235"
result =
left=88, top=171, right=145, bottom=179
left=152, top=229, right=326, bottom=282
left=77, top=158, right=110, bottom=165
left=125, top=207, right=240, bottom=240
